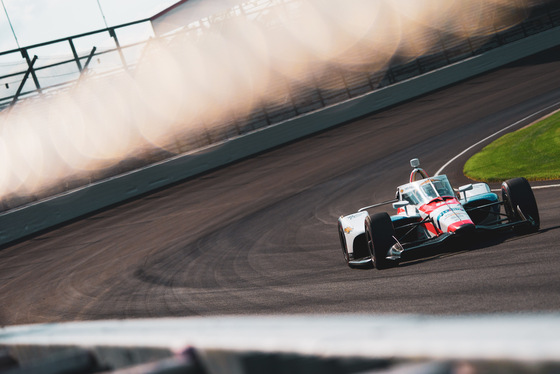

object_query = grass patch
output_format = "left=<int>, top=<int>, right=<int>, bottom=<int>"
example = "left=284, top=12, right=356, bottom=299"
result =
left=464, top=110, right=560, bottom=182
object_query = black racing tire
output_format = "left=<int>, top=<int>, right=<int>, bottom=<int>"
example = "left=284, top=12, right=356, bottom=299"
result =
left=501, top=177, right=540, bottom=234
left=365, top=212, right=396, bottom=270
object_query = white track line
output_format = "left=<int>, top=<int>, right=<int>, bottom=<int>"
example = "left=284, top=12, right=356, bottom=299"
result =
left=435, top=102, right=560, bottom=190
left=491, top=184, right=560, bottom=192
left=532, top=184, right=560, bottom=189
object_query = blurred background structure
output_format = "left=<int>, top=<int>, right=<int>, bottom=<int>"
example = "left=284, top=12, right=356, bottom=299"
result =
left=0, top=0, right=559, bottom=211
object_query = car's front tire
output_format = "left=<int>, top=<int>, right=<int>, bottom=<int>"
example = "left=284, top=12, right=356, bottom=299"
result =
left=365, top=212, right=396, bottom=270
left=501, top=177, right=540, bottom=233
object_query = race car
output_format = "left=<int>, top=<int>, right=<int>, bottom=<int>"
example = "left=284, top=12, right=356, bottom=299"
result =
left=337, top=158, right=540, bottom=269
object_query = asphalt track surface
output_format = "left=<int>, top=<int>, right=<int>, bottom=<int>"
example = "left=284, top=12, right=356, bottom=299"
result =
left=1, top=47, right=560, bottom=326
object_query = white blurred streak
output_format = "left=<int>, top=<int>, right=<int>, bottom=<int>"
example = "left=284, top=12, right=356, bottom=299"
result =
left=0, top=0, right=534, bottom=204
left=48, top=92, right=91, bottom=172
left=322, top=1, right=395, bottom=70
left=219, top=18, right=271, bottom=113
left=135, top=39, right=188, bottom=150
left=0, top=136, right=11, bottom=195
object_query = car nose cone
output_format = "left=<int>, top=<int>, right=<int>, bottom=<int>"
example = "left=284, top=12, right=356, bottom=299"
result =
left=453, top=223, right=475, bottom=235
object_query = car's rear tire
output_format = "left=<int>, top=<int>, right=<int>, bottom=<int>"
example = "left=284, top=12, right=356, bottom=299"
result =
left=365, top=213, right=396, bottom=270
left=501, top=177, right=540, bottom=234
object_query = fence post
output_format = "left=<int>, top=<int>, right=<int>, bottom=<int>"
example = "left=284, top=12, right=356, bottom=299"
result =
left=83, top=47, right=97, bottom=71
left=74, top=47, right=98, bottom=87
left=68, top=38, right=83, bottom=72
left=21, top=49, right=42, bottom=93
left=11, top=54, right=38, bottom=106
left=109, top=28, right=128, bottom=71
left=437, top=30, right=450, bottom=64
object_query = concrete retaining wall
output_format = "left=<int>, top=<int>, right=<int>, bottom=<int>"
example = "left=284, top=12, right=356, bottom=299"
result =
left=1, top=27, right=560, bottom=246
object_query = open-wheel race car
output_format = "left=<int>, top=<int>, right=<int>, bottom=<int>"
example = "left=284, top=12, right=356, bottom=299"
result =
left=337, top=158, right=540, bottom=269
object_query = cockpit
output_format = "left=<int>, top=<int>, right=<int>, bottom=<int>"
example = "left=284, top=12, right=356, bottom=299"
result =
left=397, top=175, right=455, bottom=206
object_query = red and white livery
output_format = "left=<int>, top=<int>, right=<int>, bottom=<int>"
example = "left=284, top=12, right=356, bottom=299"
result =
left=337, top=158, right=540, bottom=269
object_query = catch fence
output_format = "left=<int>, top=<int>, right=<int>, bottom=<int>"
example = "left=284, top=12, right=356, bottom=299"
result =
left=0, top=0, right=559, bottom=211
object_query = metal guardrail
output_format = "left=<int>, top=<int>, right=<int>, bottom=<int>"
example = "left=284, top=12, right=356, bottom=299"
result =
left=0, top=18, right=153, bottom=110
left=2, top=1, right=559, bottom=113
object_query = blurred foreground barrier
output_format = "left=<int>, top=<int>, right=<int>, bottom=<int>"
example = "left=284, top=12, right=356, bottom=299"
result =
left=1, top=314, right=560, bottom=373
left=1, top=26, right=560, bottom=247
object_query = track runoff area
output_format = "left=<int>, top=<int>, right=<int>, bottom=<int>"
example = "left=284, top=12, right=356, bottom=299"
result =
left=435, top=102, right=560, bottom=191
